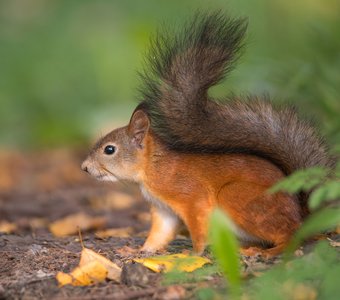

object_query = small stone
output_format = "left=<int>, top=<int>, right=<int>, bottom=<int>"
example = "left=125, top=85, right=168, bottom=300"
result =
left=121, top=262, right=154, bottom=287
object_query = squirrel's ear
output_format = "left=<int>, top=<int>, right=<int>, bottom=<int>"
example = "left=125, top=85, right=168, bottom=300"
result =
left=128, top=110, right=150, bottom=148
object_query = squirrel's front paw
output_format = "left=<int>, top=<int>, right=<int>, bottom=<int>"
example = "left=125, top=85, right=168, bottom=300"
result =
left=140, top=245, right=168, bottom=256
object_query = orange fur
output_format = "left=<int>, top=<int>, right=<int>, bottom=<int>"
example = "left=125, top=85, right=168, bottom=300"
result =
left=139, top=132, right=302, bottom=256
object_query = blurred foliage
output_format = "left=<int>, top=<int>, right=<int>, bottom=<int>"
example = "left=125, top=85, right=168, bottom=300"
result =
left=0, top=0, right=339, bottom=148
left=209, top=209, right=241, bottom=297
left=247, top=241, right=340, bottom=300
left=269, top=160, right=340, bottom=212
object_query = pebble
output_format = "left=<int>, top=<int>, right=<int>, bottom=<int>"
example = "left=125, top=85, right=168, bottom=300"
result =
left=121, top=262, right=154, bottom=287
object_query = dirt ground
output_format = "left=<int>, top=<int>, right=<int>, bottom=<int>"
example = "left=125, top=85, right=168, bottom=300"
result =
left=0, top=149, right=338, bottom=299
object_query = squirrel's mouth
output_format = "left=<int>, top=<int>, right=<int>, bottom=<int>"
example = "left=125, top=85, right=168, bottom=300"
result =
left=97, top=165, right=119, bottom=182
left=96, top=173, right=118, bottom=182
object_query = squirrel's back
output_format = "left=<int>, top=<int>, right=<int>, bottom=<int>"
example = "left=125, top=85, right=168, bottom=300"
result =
left=137, top=11, right=335, bottom=208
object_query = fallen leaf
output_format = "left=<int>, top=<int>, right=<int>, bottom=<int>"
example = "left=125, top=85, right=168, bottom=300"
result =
left=90, top=192, right=136, bottom=211
left=0, top=151, right=23, bottom=192
left=49, top=213, right=106, bottom=237
left=57, top=261, right=108, bottom=286
left=95, top=227, right=133, bottom=238
left=79, top=248, right=121, bottom=282
left=29, top=218, right=48, bottom=229
left=134, top=253, right=211, bottom=273
left=0, top=221, right=17, bottom=234
left=56, top=247, right=122, bottom=286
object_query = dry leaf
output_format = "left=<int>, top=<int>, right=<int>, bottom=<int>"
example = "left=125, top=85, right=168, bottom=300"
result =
left=49, top=213, right=106, bottom=237
left=95, top=227, right=133, bottom=238
left=0, top=151, right=23, bottom=192
left=0, top=221, right=17, bottom=234
left=57, top=261, right=107, bottom=286
left=79, top=248, right=121, bottom=282
left=90, top=192, right=136, bottom=211
left=134, top=253, right=211, bottom=273
left=29, top=218, right=48, bottom=229
left=56, top=247, right=121, bottom=287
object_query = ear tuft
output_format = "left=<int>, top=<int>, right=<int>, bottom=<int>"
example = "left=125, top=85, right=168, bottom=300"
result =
left=128, top=110, right=150, bottom=148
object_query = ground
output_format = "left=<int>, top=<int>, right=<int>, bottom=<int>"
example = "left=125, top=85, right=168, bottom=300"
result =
left=0, top=149, right=337, bottom=299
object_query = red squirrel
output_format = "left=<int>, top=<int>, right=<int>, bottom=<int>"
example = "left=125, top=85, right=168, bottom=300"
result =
left=81, top=12, right=334, bottom=257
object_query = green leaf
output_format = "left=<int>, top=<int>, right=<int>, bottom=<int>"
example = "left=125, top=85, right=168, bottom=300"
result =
left=209, top=209, right=240, bottom=296
left=269, top=167, right=328, bottom=194
left=309, top=181, right=340, bottom=210
left=248, top=241, right=340, bottom=300
left=196, top=288, right=217, bottom=300
left=284, top=208, right=340, bottom=257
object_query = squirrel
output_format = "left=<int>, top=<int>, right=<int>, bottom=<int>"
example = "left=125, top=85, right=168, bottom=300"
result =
left=81, top=12, right=335, bottom=257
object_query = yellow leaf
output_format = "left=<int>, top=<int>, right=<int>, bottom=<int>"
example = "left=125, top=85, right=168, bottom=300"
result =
left=56, top=261, right=107, bottom=286
left=29, top=218, right=48, bottom=229
left=134, top=253, right=211, bottom=273
left=56, top=248, right=122, bottom=287
left=79, top=248, right=121, bottom=282
left=0, top=221, right=17, bottom=234
left=49, top=212, right=106, bottom=237
left=90, top=192, right=136, bottom=211
left=95, top=227, right=133, bottom=238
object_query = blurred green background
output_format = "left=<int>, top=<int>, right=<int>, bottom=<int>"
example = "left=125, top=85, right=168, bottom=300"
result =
left=0, top=0, right=339, bottom=149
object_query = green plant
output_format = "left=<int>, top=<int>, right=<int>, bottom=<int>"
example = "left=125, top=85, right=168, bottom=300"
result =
left=209, top=209, right=241, bottom=297
left=246, top=241, right=340, bottom=300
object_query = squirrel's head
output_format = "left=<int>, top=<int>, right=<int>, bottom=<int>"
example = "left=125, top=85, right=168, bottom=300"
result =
left=81, top=109, right=150, bottom=182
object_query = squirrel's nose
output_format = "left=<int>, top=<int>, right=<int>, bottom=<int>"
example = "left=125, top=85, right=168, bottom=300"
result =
left=81, top=161, right=89, bottom=173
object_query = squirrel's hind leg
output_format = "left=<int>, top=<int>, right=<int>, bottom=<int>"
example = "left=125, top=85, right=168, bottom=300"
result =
left=217, top=181, right=302, bottom=257
left=240, top=243, right=286, bottom=258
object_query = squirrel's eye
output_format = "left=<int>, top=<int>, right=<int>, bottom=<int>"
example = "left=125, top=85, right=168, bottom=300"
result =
left=104, top=145, right=116, bottom=155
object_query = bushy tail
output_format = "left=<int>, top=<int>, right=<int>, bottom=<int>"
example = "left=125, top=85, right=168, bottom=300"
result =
left=138, top=11, right=335, bottom=183
left=139, top=11, right=247, bottom=121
